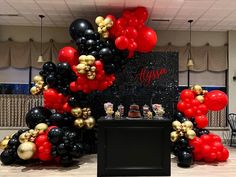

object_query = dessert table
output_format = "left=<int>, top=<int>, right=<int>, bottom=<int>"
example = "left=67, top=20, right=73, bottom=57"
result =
left=97, top=117, right=171, bottom=177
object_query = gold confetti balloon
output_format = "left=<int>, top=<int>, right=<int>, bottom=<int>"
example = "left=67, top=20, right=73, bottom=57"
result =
left=74, top=118, right=84, bottom=128
left=17, top=142, right=36, bottom=160
left=84, top=117, right=95, bottom=129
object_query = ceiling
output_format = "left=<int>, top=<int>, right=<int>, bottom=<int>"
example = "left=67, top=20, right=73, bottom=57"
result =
left=1, top=0, right=236, bottom=31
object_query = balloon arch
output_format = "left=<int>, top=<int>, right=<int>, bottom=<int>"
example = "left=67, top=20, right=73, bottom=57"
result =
left=0, top=7, right=229, bottom=168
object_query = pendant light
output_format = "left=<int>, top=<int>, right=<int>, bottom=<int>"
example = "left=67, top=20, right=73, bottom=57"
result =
left=187, top=20, right=194, bottom=68
left=37, top=14, right=45, bottom=63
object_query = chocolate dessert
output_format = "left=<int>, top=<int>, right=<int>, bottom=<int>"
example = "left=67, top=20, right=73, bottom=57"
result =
left=128, top=104, right=141, bottom=118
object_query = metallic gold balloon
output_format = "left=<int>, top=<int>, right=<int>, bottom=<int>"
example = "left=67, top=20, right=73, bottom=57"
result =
left=0, top=139, right=9, bottom=150
left=185, top=129, right=196, bottom=140
left=30, top=86, right=38, bottom=95
left=196, top=95, right=204, bottom=103
left=172, top=120, right=182, bottom=131
left=95, top=16, right=104, bottom=25
left=86, top=55, right=95, bottom=65
left=35, top=123, right=48, bottom=133
left=170, top=131, right=179, bottom=142
left=84, top=117, right=95, bottom=129
left=19, top=132, right=28, bottom=143
left=182, top=120, right=193, bottom=130
left=90, top=66, right=96, bottom=72
left=74, top=118, right=84, bottom=128
left=33, top=75, right=43, bottom=83
left=192, top=84, right=203, bottom=95
left=71, top=107, right=82, bottom=118
left=17, top=142, right=36, bottom=160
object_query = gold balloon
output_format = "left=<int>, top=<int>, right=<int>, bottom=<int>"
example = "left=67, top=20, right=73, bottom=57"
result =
left=170, top=131, right=179, bottom=142
left=74, top=118, right=84, bottom=128
left=196, top=95, right=204, bottom=103
left=33, top=75, right=43, bottom=83
left=35, top=123, right=48, bottom=133
left=172, top=120, right=182, bottom=131
left=71, top=107, right=82, bottom=118
left=182, top=120, right=193, bottom=130
left=30, top=86, right=38, bottom=95
left=95, top=16, right=104, bottom=25
left=84, top=117, right=95, bottom=129
left=185, top=129, right=196, bottom=140
left=192, top=84, right=203, bottom=95
left=17, top=142, right=36, bottom=160
left=19, top=132, right=29, bottom=143
left=0, top=139, right=9, bottom=150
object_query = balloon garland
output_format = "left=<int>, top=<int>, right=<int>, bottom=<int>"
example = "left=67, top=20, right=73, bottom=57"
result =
left=0, top=6, right=158, bottom=167
left=172, top=85, right=229, bottom=167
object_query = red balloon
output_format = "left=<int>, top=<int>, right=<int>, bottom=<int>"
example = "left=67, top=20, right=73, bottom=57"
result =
left=43, top=141, right=52, bottom=149
left=213, top=141, right=224, bottom=152
left=35, top=135, right=48, bottom=147
left=210, top=134, right=222, bottom=143
left=125, top=27, right=138, bottom=39
left=202, top=144, right=211, bottom=157
left=198, top=104, right=208, bottom=115
left=122, top=10, right=133, bottom=19
left=204, top=152, right=216, bottom=163
left=204, top=90, right=228, bottom=111
left=191, top=99, right=201, bottom=107
left=180, top=89, right=195, bottom=101
left=58, top=46, right=78, bottom=66
left=189, top=137, right=202, bottom=153
left=195, top=115, right=208, bottom=128
left=115, top=36, right=129, bottom=50
left=134, top=6, right=148, bottom=23
left=128, top=17, right=139, bottom=27
left=128, top=41, right=137, bottom=51
left=216, top=151, right=223, bottom=161
left=184, top=108, right=195, bottom=118
left=39, top=148, right=52, bottom=161
left=116, top=18, right=127, bottom=28
left=201, top=134, right=211, bottom=145
left=221, top=148, right=229, bottom=161
left=69, top=82, right=78, bottom=92
left=63, top=102, right=72, bottom=113
left=106, top=14, right=116, bottom=23
left=95, top=60, right=103, bottom=71
left=193, top=152, right=203, bottom=161
left=136, top=26, right=157, bottom=52
left=177, top=101, right=187, bottom=112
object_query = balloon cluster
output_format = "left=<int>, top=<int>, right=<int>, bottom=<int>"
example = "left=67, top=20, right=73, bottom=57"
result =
left=109, top=7, right=157, bottom=57
left=1, top=6, right=158, bottom=167
left=71, top=60, right=116, bottom=93
left=172, top=85, right=229, bottom=167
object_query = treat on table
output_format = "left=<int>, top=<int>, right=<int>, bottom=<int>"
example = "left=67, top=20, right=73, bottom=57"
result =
left=115, top=111, right=121, bottom=119
left=128, top=104, right=141, bottom=118
left=152, top=104, right=165, bottom=119
left=104, top=102, right=114, bottom=119
left=142, top=104, right=150, bottom=118
left=117, top=104, right=124, bottom=117
left=147, top=111, right=153, bottom=120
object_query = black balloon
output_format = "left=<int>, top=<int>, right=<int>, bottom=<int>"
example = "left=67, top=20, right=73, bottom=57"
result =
left=46, top=74, right=57, bottom=87
left=85, top=39, right=96, bottom=50
left=0, top=149, right=15, bottom=165
left=57, top=143, right=68, bottom=155
left=70, top=144, right=82, bottom=158
left=50, top=113, right=64, bottom=126
left=60, top=155, right=73, bottom=167
left=25, top=107, right=52, bottom=129
left=99, top=47, right=113, bottom=62
left=176, top=137, right=189, bottom=149
left=48, top=127, right=64, bottom=144
left=104, top=63, right=116, bottom=74
left=177, top=151, right=193, bottom=167
left=57, top=62, right=70, bottom=75
left=43, top=62, right=56, bottom=73
left=7, top=138, right=19, bottom=148
left=84, top=29, right=96, bottom=39
left=69, top=18, right=94, bottom=41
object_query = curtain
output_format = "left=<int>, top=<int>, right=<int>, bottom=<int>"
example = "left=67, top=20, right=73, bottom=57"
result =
left=0, top=41, right=228, bottom=71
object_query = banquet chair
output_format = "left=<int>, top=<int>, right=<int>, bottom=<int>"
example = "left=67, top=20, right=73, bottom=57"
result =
left=227, top=113, right=236, bottom=146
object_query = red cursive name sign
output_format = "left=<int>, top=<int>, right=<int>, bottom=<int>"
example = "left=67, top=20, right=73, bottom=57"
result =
left=137, top=68, right=168, bottom=86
